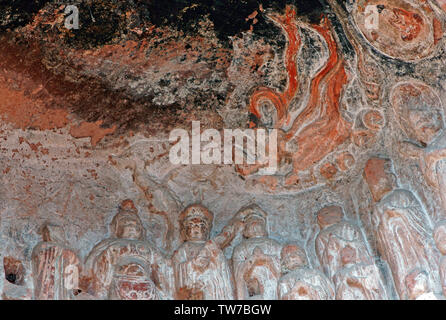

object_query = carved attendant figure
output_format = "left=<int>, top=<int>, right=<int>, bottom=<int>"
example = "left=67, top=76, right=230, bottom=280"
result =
left=373, top=190, right=439, bottom=299
left=172, top=204, right=243, bottom=300
left=85, top=200, right=172, bottom=300
left=404, top=268, right=438, bottom=300
left=32, top=223, right=81, bottom=300
left=315, top=206, right=369, bottom=278
left=391, top=81, right=446, bottom=219
left=278, top=244, right=334, bottom=300
left=315, top=205, right=388, bottom=299
left=232, top=205, right=282, bottom=300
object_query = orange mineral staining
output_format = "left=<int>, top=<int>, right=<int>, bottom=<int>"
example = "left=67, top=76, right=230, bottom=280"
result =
left=0, top=83, right=68, bottom=131
left=248, top=6, right=301, bottom=126
left=69, top=120, right=117, bottom=147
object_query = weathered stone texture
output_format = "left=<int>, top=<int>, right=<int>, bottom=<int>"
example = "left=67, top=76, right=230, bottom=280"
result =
left=1, top=0, right=446, bottom=300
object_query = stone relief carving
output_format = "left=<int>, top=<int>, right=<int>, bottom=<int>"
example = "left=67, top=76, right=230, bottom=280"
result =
left=352, top=0, right=443, bottom=62
left=31, top=223, right=81, bottom=300
left=84, top=200, right=173, bottom=300
left=278, top=244, right=334, bottom=300
left=363, top=158, right=397, bottom=203
left=404, top=268, right=438, bottom=300
left=1, top=1, right=446, bottom=301
left=229, top=4, right=385, bottom=195
left=434, top=221, right=446, bottom=297
left=389, top=79, right=446, bottom=222
left=373, top=189, right=439, bottom=299
left=332, top=246, right=388, bottom=300
left=10, top=193, right=446, bottom=300
left=172, top=204, right=243, bottom=300
left=232, top=205, right=282, bottom=300
left=314, top=205, right=388, bottom=299
left=315, top=206, right=368, bottom=277
left=391, top=80, right=445, bottom=148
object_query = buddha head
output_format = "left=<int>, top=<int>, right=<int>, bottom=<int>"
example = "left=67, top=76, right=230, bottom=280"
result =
left=239, top=205, right=268, bottom=239
left=391, top=82, right=444, bottom=147
left=434, top=221, right=446, bottom=255
left=40, top=223, right=66, bottom=245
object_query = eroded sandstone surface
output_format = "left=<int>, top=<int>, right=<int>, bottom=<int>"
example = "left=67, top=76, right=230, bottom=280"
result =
left=0, top=0, right=446, bottom=300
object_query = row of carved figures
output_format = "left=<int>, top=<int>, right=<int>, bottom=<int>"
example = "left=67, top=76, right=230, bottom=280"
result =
left=28, top=166, right=446, bottom=300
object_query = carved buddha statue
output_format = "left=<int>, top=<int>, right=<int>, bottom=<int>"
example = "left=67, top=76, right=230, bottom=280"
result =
left=232, top=205, right=282, bottom=300
left=434, top=221, right=446, bottom=297
left=172, top=204, right=243, bottom=300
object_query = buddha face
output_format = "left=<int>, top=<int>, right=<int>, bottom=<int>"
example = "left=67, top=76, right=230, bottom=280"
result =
left=116, top=217, right=143, bottom=240
left=243, top=216, right=267, bottom=239
left=184, top=217, right=209, bottom=242
left=281, top=245, right=307, bottom=273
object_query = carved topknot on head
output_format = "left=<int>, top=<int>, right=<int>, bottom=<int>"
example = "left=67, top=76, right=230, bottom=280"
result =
left=434, top=220, right=446, bottom=255
left=237, top=204, right=267, bottom=223
left=237, top=204, right=268, bottom=239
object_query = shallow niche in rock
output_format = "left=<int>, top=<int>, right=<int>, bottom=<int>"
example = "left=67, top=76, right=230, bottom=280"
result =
left=3, top=257, right=25, bottom=286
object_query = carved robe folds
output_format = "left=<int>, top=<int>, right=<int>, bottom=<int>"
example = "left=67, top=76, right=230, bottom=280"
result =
left=315, top=206, right=388, bottom=299
left=173, top=240, right=233, bottom=300
left=278, top=268, right=334, bottom=300
left=32, top=224, right=81, bottom=300
left=333, top=262, right=387, bottom=300
left=434, top=222, right=446, bottom=297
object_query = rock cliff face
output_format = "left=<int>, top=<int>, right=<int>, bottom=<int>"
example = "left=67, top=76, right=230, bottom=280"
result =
left=1, top=0, right=446, bottom=300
